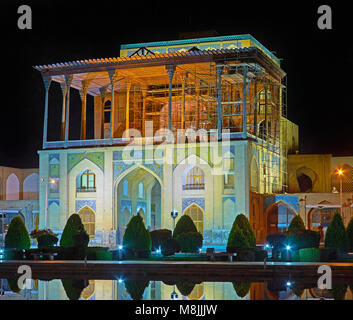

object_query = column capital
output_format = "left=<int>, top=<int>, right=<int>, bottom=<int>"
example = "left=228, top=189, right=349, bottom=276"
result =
left=108, top=69, right=117, bottom=84
left=79, top=80, right=90, bottom=101
left=42, top=76, right=52, bottom=91
left=64, top=74, right=73, bottom=87
left=99, top=87, right=107, bottom=103
left=215, top=64, right=224, bottom=75
left=166, top=65, right=176, bottom=79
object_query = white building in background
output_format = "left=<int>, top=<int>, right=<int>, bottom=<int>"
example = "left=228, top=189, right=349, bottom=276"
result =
left=35, top=34, right=298, bottom=246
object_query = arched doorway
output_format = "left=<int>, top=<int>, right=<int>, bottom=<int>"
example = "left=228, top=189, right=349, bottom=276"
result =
left=266, top=201, right=297, bottom=236
left=184, top=205, right=204, bottom=234
left=115, top=166, right=162, bottom=233
left=78, top=206, right=95, bottom=238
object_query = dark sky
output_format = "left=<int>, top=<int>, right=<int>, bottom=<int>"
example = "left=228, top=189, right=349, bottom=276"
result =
left=0, top=1, right=352, bottom=168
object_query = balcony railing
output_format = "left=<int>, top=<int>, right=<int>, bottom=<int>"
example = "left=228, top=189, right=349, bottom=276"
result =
left=77, top=188, right=96, bottom=193
left=183, top=184, right=205, bottom=190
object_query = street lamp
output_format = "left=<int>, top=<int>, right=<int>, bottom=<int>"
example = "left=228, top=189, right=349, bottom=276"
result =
left=41, top=177, right=57, bottom=228
left=336, top=169, right=344, bottom=222
left=171, top=209, right=178, bottom=231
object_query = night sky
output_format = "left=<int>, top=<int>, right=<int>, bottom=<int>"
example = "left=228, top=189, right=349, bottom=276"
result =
left=0, top=1, right=352, bottom=168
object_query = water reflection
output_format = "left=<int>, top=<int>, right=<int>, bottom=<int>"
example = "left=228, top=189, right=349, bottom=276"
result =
left=0, top=278, right=352, bottom=300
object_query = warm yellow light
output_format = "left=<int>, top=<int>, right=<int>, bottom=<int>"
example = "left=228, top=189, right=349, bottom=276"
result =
left=337, top=169, right=343, bottom=176
left=49, top=179, right=56, bottom=184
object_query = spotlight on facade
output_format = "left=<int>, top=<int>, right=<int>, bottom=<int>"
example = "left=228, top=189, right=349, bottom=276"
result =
left=156, top=246, right=161, bottom=254
left=285, top=245, right=291, bottom=251
left=118, top=245, right=123, bottom=250
left=118, top=278, right=123, bottom=284
left=286, top=281, right=292, bottom=287
left=171, top=290, right=178, bottom=300
left=265, top=244, right=271, bottom=249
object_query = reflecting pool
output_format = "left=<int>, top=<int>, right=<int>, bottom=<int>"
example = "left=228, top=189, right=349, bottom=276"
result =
left=0, top=279, right=352, bottom=300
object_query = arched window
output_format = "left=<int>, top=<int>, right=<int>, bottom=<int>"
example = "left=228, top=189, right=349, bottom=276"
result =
left=184, top=167, right=205, bottom=190
left=123, top=180, right=128, bottom=197
left=184, top=205, right=204, bottom=234
left=78, top=207, right=95, bottom=238
left=6, top=173, right=20, bottom=200
left=79, top=170, right=96, bottom=191
left=104, top=100, right=111, bottom=124
left=138, top=182, right=144, bottom=198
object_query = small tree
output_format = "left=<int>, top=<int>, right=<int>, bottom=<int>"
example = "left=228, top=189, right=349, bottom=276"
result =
left=346, top=216, right=353, bottom=250
left=227, top=214, right=256, bottom=253
left=173, top=215, right=197, bottom=239
left=325, top=212, right=349, bottom=252
left=5, top=216, right=31, bottom=250
left=60, top=214, right=85, bottom=247
left=287, top=215, right=305, bottom=235
left=123, top=214, right=151, bottom=256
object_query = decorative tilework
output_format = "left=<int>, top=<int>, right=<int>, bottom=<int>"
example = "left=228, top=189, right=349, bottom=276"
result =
left=275, top=195, right=299, bottom=213
left=76, top=200, right=96, bottom=213
left=121, top=200, right=132, bottom=213
left=222, top=196, right=236, bottom=204
left=113, top=162, right=163, bottom=182
left=182, top=198, right=205, bottom=212
left=49, top=154, right=60, bottom=163
left=173, top=146, right=213, bottom=170
left=48, top=199, right=59, bottom=207
left=68, top=152, right=104, bottom=173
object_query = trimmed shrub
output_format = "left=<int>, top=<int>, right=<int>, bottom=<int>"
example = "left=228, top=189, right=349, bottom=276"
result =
left=176, top=282, right=195, bottom=296
left=254, top=248, right=268, bottom=261
left=5, top=216, right=31, bottom=251
left=173, top=215, right=197, bottom=239
left=73, top=230, right=89, bottom=248
left=232, top=282, right=252, bottom=298
left=287, top=215, right=305, bottom=235
left=266, top=233, right=286, bottom=260
left=235, top=249, right=255, bottom=261
left=325, top=212, right=349, bottom=252
left=124, top=280, right=150, bottom=300
left=286, top=230, right=320, bottom=250
left=150, top=229, right=172, bottom=251
left=329, top=284, right=348, bottom=300
left=37, top=234, right=58, bottom=249
left=175, top=232, right=203, bottom=253
left=299, top=248, right=320, bottom=262
left=86, top=247, right=112, bottom=260
left=61, top=279, right=89, bottom=300
left=346, top=216, right=353, bottom=250
left=161, top=238, right=181, bottom=256
left=227, top=214, right=256, bottom=253
left=60, top=214, right=86, bottom=247
left=123, top=214, right=152, bottom=257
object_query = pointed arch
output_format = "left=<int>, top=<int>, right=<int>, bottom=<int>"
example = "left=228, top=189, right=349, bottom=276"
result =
left=183, top=204, right=204, bottom=234
left=78, top=206, right=95, bottom=238
left=6, top=173, right=20, bottom=200
left=250, top=156, right=259, bottom=192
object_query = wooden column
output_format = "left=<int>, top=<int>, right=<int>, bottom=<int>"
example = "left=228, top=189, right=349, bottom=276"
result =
left=108, top=70, right=117, bottom=142
left=64, top=75, right=73, bottom=144
left=166, top=65, right=176, bottom=131
left=264, top=81, right=268, bottom=139
left=125, top=82, right=131, bottom=133
left=195, top=79, right=200, bottom=130
left=142, top=87, right=147, bottom=136
left=242, top=66, right=248, bottom=135
left=42, top=76, right=52, bottom=149
left=216, top=65, right=223, bottom=139
left=181, top=75, right=186, bottom=130
left=79, top=80, right=89, bottom=140
left=99, top=87, right=107, bottom=139
left=253, top=79, right=258, bottom=136
left=59, top=83, right=67, bottom=141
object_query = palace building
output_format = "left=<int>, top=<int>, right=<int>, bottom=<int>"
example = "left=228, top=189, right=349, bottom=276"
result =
left=34, top=34, right=300, bottom=246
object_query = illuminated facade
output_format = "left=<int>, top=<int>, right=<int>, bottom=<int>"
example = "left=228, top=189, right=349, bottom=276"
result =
left=35, top=34, right=296, bottom=245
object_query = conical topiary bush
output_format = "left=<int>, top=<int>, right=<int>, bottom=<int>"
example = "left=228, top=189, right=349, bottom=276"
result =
left=346, top=216, right=353, bottom=250
left=60, top=214, right=85, bottom=247
left=173, top=215, right=197, bottom=239
left=123, top=213, right=151, bottom=256
left=325, top=212, right=349, bottom=252
left=287, top=215, right=305, bottom=235
left=227, top=214, right=256, bottom=253
left=5, top=216, right=31, bottom=250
